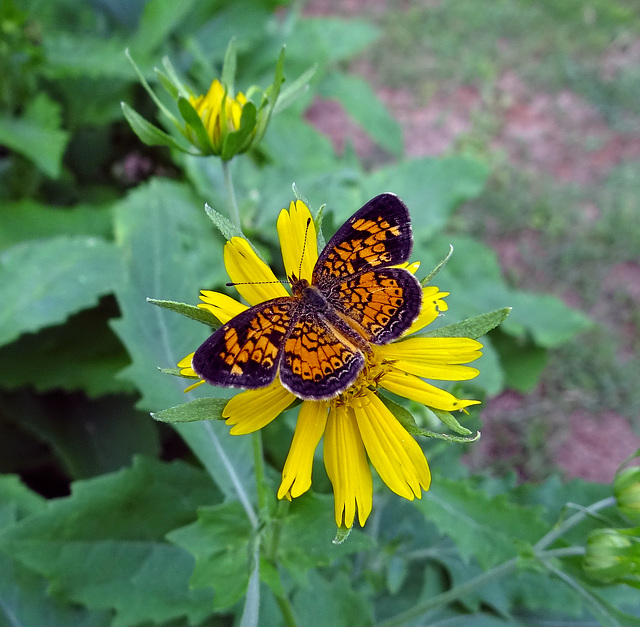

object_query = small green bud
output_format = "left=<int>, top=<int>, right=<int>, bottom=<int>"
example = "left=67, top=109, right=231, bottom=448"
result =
left=614, top=466, right=640, bottom=523
left=582, top=528, right=637, bottom=583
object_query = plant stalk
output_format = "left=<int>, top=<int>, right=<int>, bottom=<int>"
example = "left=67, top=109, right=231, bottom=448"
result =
left=221, top=159, right=241, bottom=230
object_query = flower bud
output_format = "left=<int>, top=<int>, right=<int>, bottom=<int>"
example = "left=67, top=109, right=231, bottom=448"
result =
left=614, top=466, right=640, bottom=523
left=582, top=528, right=637, bottom=583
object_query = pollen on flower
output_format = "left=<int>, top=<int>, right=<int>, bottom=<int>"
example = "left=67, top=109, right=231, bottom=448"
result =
left=331, top=348, right=395, bottom=409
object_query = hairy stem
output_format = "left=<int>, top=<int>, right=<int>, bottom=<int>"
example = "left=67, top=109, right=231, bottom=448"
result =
left=221, top=159, right=241, bottom=230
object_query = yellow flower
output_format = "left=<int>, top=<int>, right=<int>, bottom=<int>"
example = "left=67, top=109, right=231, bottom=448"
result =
left=188, top=79, right=253, bottom=156
left=179, top=200, right=482, bottom=528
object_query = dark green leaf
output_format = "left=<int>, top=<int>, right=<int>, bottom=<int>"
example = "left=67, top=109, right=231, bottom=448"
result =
left=110, top=179, right=254, bottom=503
left=320, top=72, right=403, bottom=156
left=130, top=0, right=197, bottom=56
left=0, top=554, right=112, bottom=627
left=362, top=157, right=489, bottom=234
left=6, top=393, right=160, bottom=480
left=0, top=457, right=219, bottom=625
left=0, top=476, right=45, bottom=521
left=167, top=501, right=253, bottom=610
left=0, top=200, right=112, bottom=252
left=416, top=475, right=548, bottom=568
left=491, top=331, right=548, bottom=393
left=152, top=397, right=230, bottom=424
left=0, top=95, right=69, bottom=178
left=278, top=493, right=374, bottom=574
left=0, top=236, right=122, bottom=347
left=0, top=305, right=132, bottom=397
left=292, top=570, right=374, bottom=627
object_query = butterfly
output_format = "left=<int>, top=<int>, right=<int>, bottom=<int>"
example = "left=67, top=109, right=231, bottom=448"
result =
left=192, top=193, right=423, bottom=400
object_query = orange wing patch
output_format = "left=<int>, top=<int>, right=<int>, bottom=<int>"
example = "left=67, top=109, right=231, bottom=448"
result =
left=279, top=317, right=364, bottom=400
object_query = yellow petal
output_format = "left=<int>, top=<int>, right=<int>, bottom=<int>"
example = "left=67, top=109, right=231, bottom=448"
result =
left=380, top=369, right=480, bottom=412
left=381, top=337, right=482, bottom=380
left=278, top=401, right=329, bottom=500
left=177, top=352, right=196, bottom=371
left=404, top=286, right=450, bottom=336
left=353, top=391, right=430, bottom=499
left=222, top=380, right=296, bottom=435
left=224, top=237, right=289, bottom=305
left=324, top=405, right=373, bottom=528
left=198, top=290, right=248, bottom=324
left=184, top=380, right=206, bottom=393
left=276, top=200, right=318, bottom=283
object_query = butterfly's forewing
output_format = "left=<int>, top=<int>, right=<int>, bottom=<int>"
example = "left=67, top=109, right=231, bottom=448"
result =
left=313, top=193, right=413, bottom=285
left=279, top=314, right=364, bottom=400
left=192, top=298, right=295, bottom=389
left=333, top=267, right=423, bottom=344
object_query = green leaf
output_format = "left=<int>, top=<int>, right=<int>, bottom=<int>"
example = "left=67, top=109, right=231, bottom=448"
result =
left=204, top=201, right=246, bottom=240
left=292, top=570, right=374, bottom=627
left=278, top=493, right=374, bottom=574
left=319, top=72, right=403, bottom=156
left=380, top=395, right=480, bottom=442
left=416, top=475, right=548, bottom=568
left=221, top=100, right=257, bottom=160
left=0, top=554, right=112, bottom=627
left=0, top=476, right=45, bottom=521
left=109, top=178, right=255, bottom=504
left=272, top=64, right=317, bottom=116
left=0, top=200, right=113, bottom=252
left=419, top=308, right=512, bottom=340
left=0, top=305, right=133, bottom=397
left=0, top=457, right=219, bottom=626
left=491, top=331, right=548, bottom=392
left=121, top=102, right=192, bottom=152
left=362, top=157, right=489, bottom=234
left=178, top=96, right=215, bottom=153
left=0, top=95, right=69, bottom=178
left=286, top=18, right=380, bottom=66
left=167, top=501, right=253, bottom=610
left=416, top=234, right=591, bottom=348
left=253, top=45, right=286, bottom=144
left=44, top=33, right=132, bottom=79
left=221, top=37, right=237, bottom=96
left=4, top=393, right=160, bottom=480
left=147, top=297, right=221, bottom=328
left=0, top=236, right=122, bottom=347
left=131, top=0, right=197, bottom=56
left=152, top=397, right=230, bottom=424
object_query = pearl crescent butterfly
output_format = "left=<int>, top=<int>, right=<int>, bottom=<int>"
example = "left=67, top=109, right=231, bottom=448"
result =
left=192, top=193, right=423, bottom=400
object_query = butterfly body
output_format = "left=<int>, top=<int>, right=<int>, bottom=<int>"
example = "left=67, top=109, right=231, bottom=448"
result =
left=192, top=193, right=422, bottom=400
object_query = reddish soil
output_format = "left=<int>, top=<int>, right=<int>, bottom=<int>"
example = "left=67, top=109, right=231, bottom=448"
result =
left=303, top=0, right=640, bottom=483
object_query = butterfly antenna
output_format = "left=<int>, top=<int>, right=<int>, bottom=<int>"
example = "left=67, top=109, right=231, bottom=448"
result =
left=226, top=280, right=289, bottom=287
left=297, top=218, right=312, bottom=280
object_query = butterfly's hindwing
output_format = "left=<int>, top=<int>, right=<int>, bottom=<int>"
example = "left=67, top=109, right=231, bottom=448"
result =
left=279, top=314, right=364, bottom=400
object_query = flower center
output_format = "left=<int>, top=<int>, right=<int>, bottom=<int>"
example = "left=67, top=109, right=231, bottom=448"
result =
left=331, top=347, right=394, bottom=409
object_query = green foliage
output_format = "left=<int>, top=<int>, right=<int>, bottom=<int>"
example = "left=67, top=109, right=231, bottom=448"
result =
left=2, top=0, right=636, bottom=626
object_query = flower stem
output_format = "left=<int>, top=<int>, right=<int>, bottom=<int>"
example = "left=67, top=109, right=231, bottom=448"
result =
left=221, top=159, right=241, bottom=230
left=533, top=496, right=616, bottom=551
left=378, top=498, right=615, bottom=627
left=251, top=432, right=270, bottom=517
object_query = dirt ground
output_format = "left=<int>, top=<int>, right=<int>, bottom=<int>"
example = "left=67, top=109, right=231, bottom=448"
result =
left=303, top=0, right=640, bottom=483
